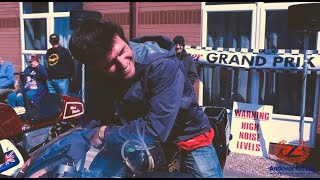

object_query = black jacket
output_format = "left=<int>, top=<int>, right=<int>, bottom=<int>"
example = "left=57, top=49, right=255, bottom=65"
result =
left=177, top=49, right=198, bottom=85
left=46, top=45, right=74, bottom=79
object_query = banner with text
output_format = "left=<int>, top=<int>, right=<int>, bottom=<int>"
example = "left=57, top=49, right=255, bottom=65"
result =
left=229, top=102, right=273, bottom=157
left=185, top=47, right=320, bottom=70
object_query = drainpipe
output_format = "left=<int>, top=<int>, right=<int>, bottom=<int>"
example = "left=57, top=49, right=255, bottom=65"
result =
left=130, top=2, right=138, bottom=39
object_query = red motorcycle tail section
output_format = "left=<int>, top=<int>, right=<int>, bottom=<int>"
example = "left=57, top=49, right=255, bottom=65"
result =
left=29, top=95, right=84, bottom=130
left=0, top=103, right=23, bottom=139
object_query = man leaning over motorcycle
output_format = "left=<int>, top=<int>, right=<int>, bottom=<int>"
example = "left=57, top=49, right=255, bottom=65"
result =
left=69, top=19, right=223, bottom=178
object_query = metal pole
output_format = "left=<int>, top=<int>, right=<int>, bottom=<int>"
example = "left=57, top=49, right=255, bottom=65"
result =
left=81, top=64, right=85, bottom=104
left=299, top=31, right=309, bottom=144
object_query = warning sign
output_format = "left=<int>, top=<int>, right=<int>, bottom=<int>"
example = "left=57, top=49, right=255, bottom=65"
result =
left=229, top=102, right=273, bottom=157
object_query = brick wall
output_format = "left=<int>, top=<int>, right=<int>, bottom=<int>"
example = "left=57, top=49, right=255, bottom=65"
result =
left=0, top=2, right=21, bottom=72
left=84, top=2, right=130, bottom=40
left=137, top=2, right=201, bottom=46
left=83, top=2, right=202, bottom=46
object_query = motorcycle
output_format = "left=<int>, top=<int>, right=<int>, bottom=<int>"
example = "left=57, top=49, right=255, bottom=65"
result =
left=0, top=72, right=85, bottom=177
left=13, top=106, right=231, bottom=178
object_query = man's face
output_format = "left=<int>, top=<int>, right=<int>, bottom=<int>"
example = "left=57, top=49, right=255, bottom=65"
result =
left=175, top=43, right=184, bottom=54
left=50, top=40, right=59, bottom=48
left=95, top=35, right=135, bottom=80
left=29, top=61, right=39, bottom=68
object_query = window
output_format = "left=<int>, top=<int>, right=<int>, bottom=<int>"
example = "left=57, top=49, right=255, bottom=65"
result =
left=54, top=17, right=72, bottom=49
left=54, top=2, right=83, bottom=12
left=205, top=2, right=253, bottom=5
left=23, top=2, right=48, bottom=14
left=24, top=19, right=47, bottom=50
left=265, top=11, right=316, bottom=50
left=202, top=2, right=318, bottom=118
left=207, top=12, right=252, bottom=49
left=259, top=10, right=317, bottom=116
left=21, top=2, right=83, bottom=64
left=21, top=2, right=84, bottom=95
left=203, top=11, right=252, bottom=109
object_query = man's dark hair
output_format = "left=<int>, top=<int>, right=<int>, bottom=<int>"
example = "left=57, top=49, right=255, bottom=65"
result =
left=69, top=19, right=128, bottom=66
left=49, top=33, right=60, bottom=45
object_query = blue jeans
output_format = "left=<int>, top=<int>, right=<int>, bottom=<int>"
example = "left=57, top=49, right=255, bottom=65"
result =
left=180, top=144, right=224, bottom=178
left=7, top=90, right=37, bottom=107
left=47, top=78, right=69, bottom=95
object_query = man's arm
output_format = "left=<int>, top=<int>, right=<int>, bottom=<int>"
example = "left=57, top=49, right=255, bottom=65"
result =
left=0, top=63, right=15, bottom=89
left=187, top=55, right=198, bottom=85
left=35, top=65, right=48, bottom=82
left=91, top=58, right=185, bottom=147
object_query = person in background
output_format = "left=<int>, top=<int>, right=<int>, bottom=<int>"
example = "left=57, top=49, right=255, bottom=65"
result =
left=0, top=57, right=15, bottom=102
left=69, top=19, right=223, bottom=178
left=46, top=33, right=74, bottom=95
left=7, top=54, right=48, bottom=109
left=173, top=35, right=198, bottom=85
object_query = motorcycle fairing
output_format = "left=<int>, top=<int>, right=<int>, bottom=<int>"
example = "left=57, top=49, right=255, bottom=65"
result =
left=0, top=139, right=24, bottom=177
left=0, top=150, right=20, bottom=173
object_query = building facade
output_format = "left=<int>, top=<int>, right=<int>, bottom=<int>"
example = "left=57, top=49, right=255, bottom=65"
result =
left=1, top=2, right=320, bottom=149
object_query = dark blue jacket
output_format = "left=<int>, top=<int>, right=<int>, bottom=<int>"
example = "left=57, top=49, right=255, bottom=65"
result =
left=85, top=36, right=211, bottom=145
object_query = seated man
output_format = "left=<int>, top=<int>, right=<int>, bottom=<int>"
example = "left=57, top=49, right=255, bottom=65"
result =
left=7, top=54, right=48, bottom=109
left=0, top=57, right=15, bottom=102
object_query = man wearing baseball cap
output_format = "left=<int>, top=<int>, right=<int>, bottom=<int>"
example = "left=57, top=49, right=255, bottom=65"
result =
left=173, top=35, right=198, bottom=85
left=7, top=54, right=48, bottom=109
left=46, top=33, right=74, bottom=95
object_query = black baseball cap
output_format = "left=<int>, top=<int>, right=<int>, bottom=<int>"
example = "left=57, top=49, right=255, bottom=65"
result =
left=49, top=33, right=59, bottom=43
left=173, top=36, right=185, bottom=46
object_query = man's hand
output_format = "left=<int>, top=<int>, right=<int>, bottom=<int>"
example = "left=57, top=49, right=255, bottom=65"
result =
left=17, top=93, right=22, bottom=97
left=90, top=125, right=107, bottom=149
left=26, top=76, right=31, bottom=82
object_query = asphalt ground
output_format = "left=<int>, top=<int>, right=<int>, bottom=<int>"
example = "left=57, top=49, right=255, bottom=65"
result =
left=84, top=146, right=320, bottom=178
left=223, top=152, right=320, bottom=178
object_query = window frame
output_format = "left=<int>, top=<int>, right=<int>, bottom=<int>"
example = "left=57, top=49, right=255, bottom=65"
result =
left=19, top=2, right=70, bottom=70
left=201, top=2, right=319, bottom=117
left=202, top=1, right=320, bottom=148
left=201, top=2, right=258, bottom=106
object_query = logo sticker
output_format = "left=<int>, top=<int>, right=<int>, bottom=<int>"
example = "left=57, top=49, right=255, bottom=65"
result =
left=0, top=150, right=20, bottom=173
left=274, top=140, right=310, bottom=164
left=63, top=102, right=84, bottom=120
